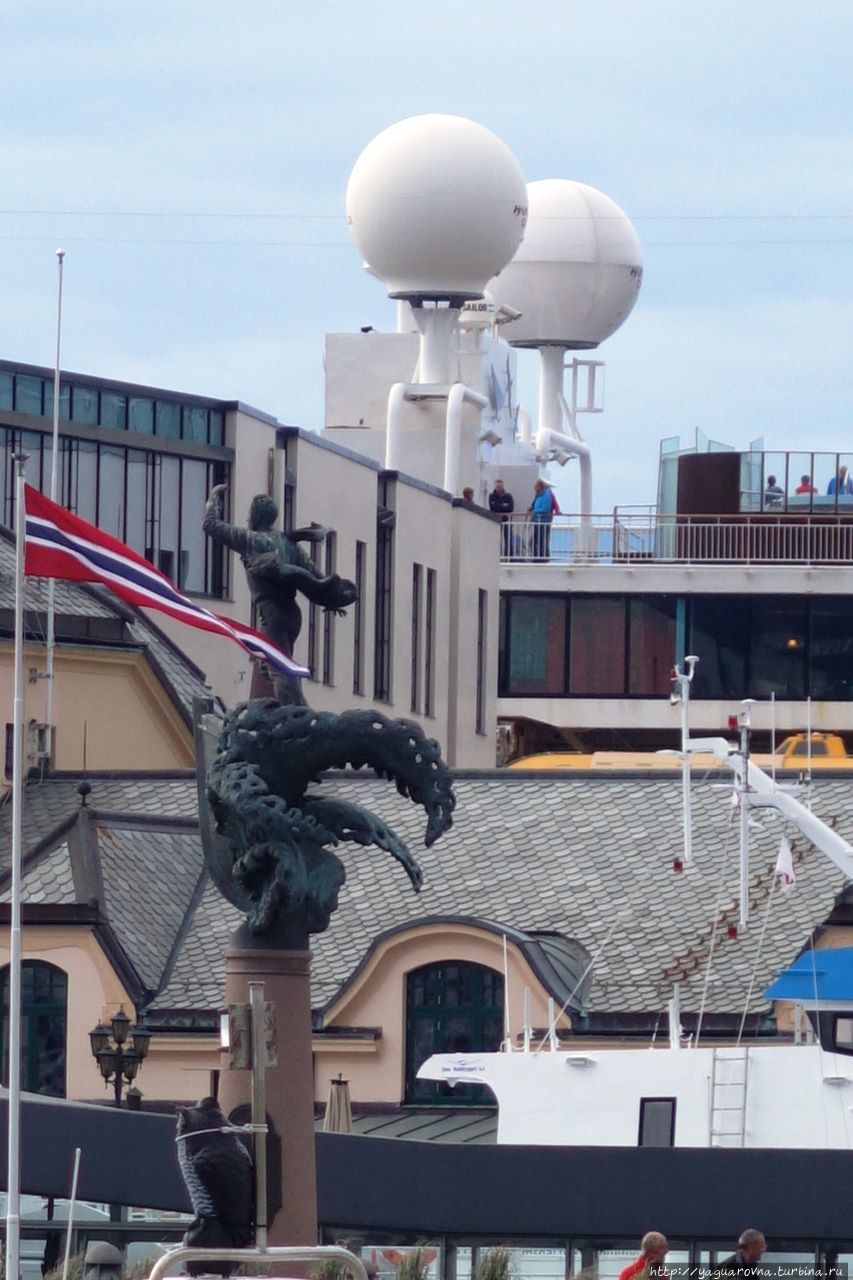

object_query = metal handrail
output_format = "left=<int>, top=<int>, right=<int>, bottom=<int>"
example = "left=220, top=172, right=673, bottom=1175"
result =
left=147, top=1245, right=370, bottom=1280
left=499, top=511, right=853, bottom=567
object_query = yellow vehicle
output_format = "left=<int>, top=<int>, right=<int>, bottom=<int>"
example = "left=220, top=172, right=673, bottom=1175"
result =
left=507, top=732, right=853, bottom=772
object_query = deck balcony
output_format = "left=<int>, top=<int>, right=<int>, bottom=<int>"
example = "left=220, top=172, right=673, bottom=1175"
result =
left=499, top=505, right=853, bottom=567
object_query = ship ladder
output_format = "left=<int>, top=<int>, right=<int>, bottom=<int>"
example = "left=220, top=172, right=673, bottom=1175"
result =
left=709, top=1046, right=750, bottom=1147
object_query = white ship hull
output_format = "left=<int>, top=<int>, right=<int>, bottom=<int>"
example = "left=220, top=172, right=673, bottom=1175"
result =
left=418, top=1043, right=853, bottom=1148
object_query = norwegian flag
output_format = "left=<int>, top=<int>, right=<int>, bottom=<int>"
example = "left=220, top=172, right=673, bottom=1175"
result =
left=23, top=484, right=309, bottom=680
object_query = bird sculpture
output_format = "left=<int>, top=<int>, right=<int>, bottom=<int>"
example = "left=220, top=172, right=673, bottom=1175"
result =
left=175, top=1096, right=254, bottom=1276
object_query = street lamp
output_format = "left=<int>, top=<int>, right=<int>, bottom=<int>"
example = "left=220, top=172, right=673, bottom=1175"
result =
left=88, top=1007, right=151, bottom=1106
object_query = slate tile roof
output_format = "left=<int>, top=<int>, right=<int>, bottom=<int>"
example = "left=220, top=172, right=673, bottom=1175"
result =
left=3, top=770, right=852, bottom=1022
left=151, top=772, right=853, bottom=1020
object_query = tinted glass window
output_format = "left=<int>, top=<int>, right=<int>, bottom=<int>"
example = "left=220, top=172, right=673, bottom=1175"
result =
left=749, top=599, right=806, bottom=699
left=629, top=597, right=677, bottom=695
left=570, top=596, right=626, bottom=695
left=98, top=445, right=126, bottom=539
left=155, top=400, right=181, bottom=439
left=128, top=397, right=154, bottom=433
left=70, top=384, right=98, bottom=425
left=180, top=459, right=209, bottom=592
left=690, top=596, right=748, bottom=698
left=44, top=381, right=71, bottom=422
left=811, top=598, right=853, bottom=701
left=0, top=373, right=12, bottom=411
left=182, top=405, right=208, bottom=442
left=209, top=408, right=225, bottom=446
left=14, top=376, right=43, bottom=415
left=100, top=391, right=128, bottom=429
left=505, top=595, right=567, bottom=695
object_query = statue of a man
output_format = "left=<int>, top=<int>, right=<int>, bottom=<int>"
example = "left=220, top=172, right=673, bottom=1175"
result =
left=203, top=485, right=357, bottom=703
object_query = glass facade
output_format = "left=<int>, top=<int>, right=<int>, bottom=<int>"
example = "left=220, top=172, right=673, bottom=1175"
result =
left=1, top=364, right=226, bottom=446
left=0, top=425, right=227, bottom=596
left=500, top=591, right=853, bottom=701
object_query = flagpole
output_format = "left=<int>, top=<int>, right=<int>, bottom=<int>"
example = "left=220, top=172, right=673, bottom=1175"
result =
left=5, top=452, right=29, bottom=1280
left=44, top=248, right=65, bottom=765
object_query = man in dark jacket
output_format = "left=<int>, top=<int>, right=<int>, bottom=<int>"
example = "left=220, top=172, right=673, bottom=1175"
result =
left=489, top=479, right=514, bottom=556
left=718, top=1229, right=767, bottom=1274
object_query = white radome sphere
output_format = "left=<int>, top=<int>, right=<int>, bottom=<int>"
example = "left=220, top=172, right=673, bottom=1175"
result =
left=346, top=114, right=527, bottom=301
left=488, top=179, right=643, bottom=348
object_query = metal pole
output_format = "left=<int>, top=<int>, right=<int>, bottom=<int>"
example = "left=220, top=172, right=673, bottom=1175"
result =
left=60, top=1148, right=82, bottom=1280
left=44, top=249, right=65, bottom=764
left=5, top=453, right=28, bottom=1280
left=249, top=982, right=268, bottom=1250
left=738, top=703, right=753, bottom=927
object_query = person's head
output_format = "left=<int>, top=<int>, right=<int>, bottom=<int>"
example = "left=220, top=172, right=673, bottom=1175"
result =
left=738, top=1230, right=766, bottom=1262
left=534, top=479, right=547, bottom=494
left=767, top=476, right=777, bottom=486
left=839, top=466, right=848, bottom=479
left=248, top=493, right=279, bottom=531
left=641, top=1233, right=669, bottom=1265
left=463, top=487, right=474, bottom=501
left=494, top=479, right=506, bottom=494
left=801, top=474, right=812, bottom=486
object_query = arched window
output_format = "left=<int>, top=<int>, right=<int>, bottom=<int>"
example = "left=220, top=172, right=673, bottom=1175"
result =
left=0, top=961, right=67, bottom=1097
left=405, top=960, right=503, bottom=1104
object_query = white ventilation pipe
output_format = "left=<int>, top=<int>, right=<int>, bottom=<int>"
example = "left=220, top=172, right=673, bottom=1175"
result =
left=444, top=384, right=488, bottom=494
left=385, top=382, right=407, bottom=470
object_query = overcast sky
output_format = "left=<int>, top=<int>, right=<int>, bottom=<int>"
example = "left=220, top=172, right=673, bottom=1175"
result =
left=2, top=1, right=851, bottom=513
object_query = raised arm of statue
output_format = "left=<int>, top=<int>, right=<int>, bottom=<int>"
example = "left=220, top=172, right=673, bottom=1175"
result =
left=202, top=484, right=255, bottom=557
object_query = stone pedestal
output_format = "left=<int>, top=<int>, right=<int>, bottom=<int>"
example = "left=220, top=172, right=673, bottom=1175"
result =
left=218, top=945, right=317, bottom=1246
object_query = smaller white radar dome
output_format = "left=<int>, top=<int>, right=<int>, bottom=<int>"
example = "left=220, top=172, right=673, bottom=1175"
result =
left=488, top=179, right=643, bottom=348
left=346, top=114, right=527, bottom=302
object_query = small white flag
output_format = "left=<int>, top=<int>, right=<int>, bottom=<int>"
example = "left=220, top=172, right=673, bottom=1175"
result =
left=775, top=835, right=796, bottom=891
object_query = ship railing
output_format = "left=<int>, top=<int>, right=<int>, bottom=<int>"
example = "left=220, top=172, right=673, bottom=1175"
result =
left=498, top=511, right=853, bottom=565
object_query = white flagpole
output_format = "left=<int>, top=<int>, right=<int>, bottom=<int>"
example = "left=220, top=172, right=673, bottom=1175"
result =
left=44, top=248, right=65, bottom=764
left=5, top=452, right=28, bottom=1280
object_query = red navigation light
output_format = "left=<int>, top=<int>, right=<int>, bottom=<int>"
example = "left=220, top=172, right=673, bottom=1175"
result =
left=726, top=923, right=738, bottom=939
left=727, top=716, right=738, bottom=730
left=673, top=858, right=684, bottom=873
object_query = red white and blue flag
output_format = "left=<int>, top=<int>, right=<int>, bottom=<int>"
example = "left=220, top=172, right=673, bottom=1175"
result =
left=23, top=483, right=310, bottom=680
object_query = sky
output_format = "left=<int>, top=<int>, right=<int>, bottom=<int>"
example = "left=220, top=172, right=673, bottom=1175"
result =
left=1, top=1, right=852, bottom=514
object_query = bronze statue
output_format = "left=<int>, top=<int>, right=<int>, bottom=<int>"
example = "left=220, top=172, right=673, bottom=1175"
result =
left=203, top=485, right=357, bottom=704
left=205, top=700, right=455, bottom=946
left=199, top=486, right=455, bottom=947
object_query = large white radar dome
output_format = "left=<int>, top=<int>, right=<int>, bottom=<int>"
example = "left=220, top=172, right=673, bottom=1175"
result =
left=488, top=179, right=643, bottom=348
left=346, top=114, right=527, bottom=302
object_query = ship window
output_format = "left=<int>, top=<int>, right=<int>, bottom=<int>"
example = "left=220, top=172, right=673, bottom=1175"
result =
left=405, top=961, right=503, bottom=1105
left=749, top=599, right=806, bottom=700
left=689, top=596, right=748, bottom=699
left=570, top=596, right=626, bottom=695
left=0, top=961, right=67, bottom=1097
left=810, top=598, right=853, bottom=702
left=501, top=594, right=567, bottom=696
left=629, top=597, right=677, bottom=695
left=638, top=1096, right=675, bottom=1146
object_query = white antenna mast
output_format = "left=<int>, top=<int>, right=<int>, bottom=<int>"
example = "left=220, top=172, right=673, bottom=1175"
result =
left=671, top=655, right=698, bottom=865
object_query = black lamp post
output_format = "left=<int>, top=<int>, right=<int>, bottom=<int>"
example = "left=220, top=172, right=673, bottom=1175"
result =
left=88, top=1007, right=151, bottom=1106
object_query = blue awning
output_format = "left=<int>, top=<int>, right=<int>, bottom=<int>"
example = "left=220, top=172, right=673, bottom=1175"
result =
left=764, top=947, right=853, bottom=1004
